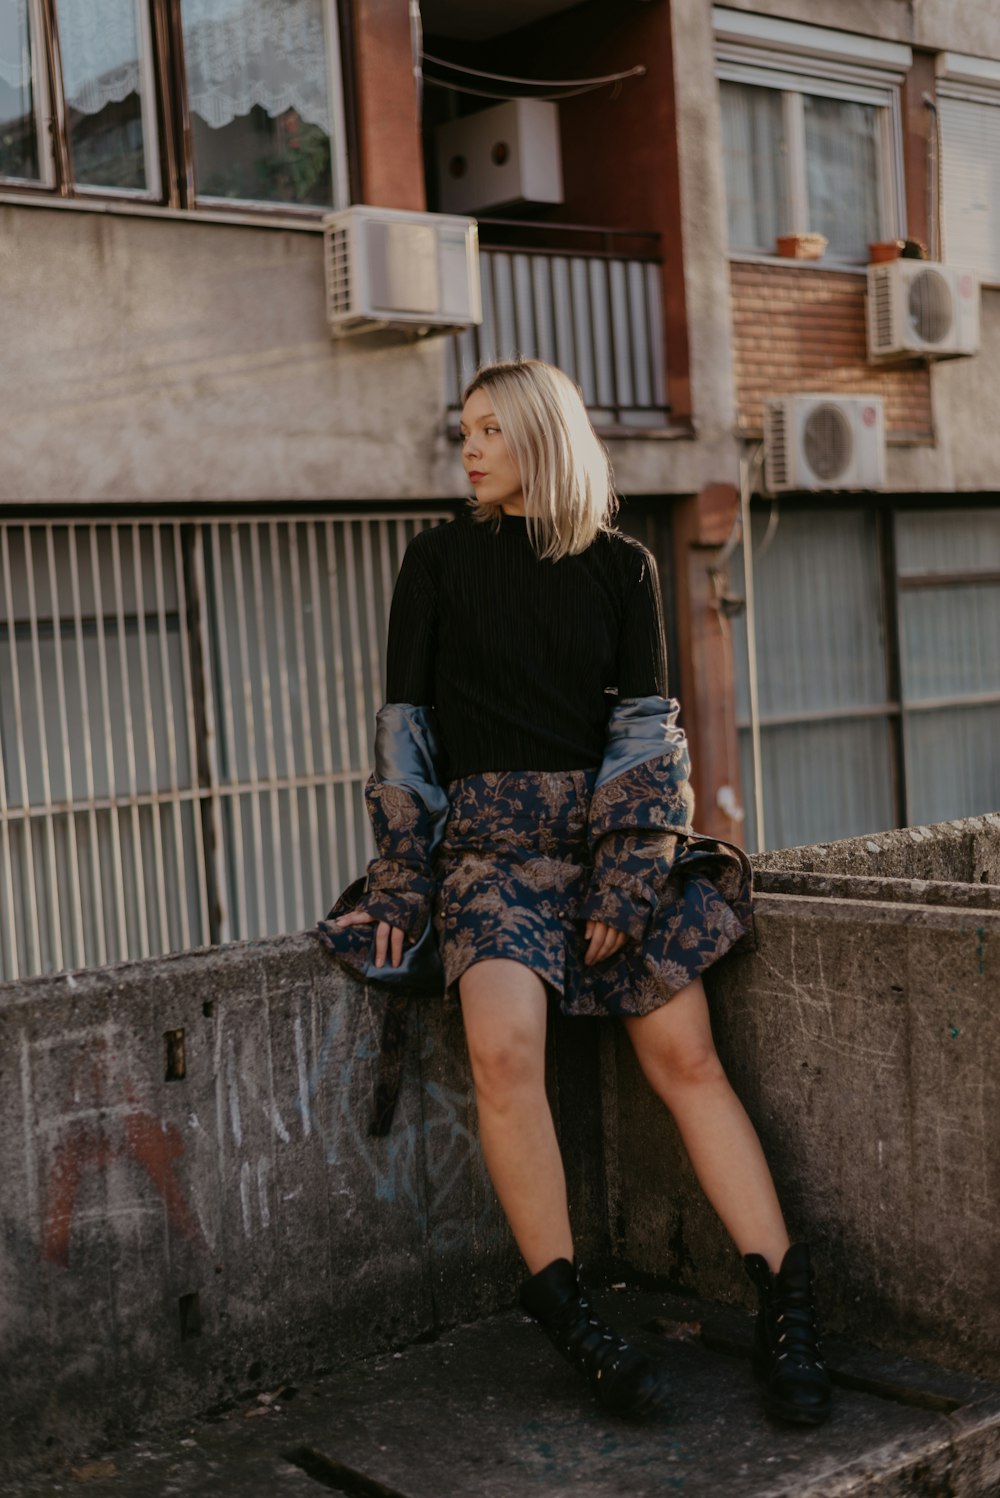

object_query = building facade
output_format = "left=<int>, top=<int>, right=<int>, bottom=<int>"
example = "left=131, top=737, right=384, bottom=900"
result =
left=1, top=0, right=999, bottom=980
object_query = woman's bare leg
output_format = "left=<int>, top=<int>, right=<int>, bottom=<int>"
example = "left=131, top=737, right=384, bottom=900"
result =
left=459, top=957, right=573, bottom=1273
left=623, top=975, right=790, bottom=1272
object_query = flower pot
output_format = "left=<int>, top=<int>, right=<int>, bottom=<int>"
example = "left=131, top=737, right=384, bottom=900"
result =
left=868, top=240, right=904, bottom=263
left=775, top=232, right=828, bottom=261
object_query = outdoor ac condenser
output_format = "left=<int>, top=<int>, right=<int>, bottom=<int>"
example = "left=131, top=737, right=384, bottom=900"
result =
left=866, top=260, right=980, bottom=361
left=764, top=395, right=886, bottom=493
left=322, top=205, right=483, bottom=338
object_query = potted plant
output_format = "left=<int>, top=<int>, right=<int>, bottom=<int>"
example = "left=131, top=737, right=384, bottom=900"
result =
left=775, top=232, right=828, bottom=260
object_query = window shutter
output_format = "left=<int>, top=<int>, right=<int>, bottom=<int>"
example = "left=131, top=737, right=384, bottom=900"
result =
left=940, top=95, right=1000, bottom=283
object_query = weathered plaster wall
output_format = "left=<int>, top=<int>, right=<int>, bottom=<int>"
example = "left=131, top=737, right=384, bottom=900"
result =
left=0, top=207, right=460, bottom=505
left=0, top=934, right=608, bottom=1479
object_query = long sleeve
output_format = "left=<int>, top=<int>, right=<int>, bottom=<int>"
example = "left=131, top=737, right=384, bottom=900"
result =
left=385, top=535, right=438, bottom=705
left=616, top=546, right=668, bottom=699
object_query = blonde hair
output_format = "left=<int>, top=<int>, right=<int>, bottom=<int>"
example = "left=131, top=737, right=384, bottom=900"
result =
left=461, top=358, right=619, bottom=560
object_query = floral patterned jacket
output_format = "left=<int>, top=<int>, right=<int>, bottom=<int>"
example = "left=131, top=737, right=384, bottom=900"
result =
left=317, top=695, right=712, bottom=986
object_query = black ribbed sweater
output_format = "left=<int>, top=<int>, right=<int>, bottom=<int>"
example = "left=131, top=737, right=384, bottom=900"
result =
left=384, top=510, right=668, bottom=782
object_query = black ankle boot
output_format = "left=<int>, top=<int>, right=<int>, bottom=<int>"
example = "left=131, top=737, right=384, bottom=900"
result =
left=743, top=1243, right=832, bottom=1425
left=520, top=1258, right=669, bottom=1418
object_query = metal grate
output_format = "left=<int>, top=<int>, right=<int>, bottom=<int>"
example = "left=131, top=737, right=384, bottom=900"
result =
left=447, top=243, right=669, bottom=430
left=0, top=512, right=450, bottom=981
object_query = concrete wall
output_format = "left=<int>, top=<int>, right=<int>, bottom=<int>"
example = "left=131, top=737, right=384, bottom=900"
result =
left=3, top=813, right=999, bottom=1477
left=613, top=814, right=1000, bottom=1382
left=0, top=934, right=609, bottom=1480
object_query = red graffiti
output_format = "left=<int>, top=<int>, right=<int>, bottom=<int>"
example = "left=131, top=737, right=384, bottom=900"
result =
left=41, top=1039, right=205, bottom=1268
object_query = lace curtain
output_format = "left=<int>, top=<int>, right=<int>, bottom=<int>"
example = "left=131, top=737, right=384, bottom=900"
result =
left=719, top=80, right=788, bottom=252
left=180, top=0, right=331, bottom=134
left=19, top=0, right=331, bottom=133
left=54, top=0, right=143, bottom=115
left=0, top=1, right=34, bottom=94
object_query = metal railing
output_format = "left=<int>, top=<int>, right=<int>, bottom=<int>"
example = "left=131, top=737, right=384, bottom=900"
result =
left=448, top=221, right=669, bottom=430
left=0, top=511, right=451, bottom=981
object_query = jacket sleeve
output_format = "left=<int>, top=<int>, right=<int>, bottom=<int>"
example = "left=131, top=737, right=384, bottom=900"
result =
left=578, top=549, right=679, bottom=941
left=354, top=532, right=445, bottom=941
left=360, top=755, right=444, bottom=942
left=578, top=699, right=696, bottom=942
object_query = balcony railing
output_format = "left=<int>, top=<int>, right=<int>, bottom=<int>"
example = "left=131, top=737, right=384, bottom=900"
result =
left=447, top=220, right=669, bottom=433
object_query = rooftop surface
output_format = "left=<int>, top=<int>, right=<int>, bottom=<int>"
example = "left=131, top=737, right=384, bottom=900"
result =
left=7, top=1288, right=1000, bottom=1498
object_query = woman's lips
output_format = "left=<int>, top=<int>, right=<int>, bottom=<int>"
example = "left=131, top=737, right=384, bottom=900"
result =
left=468, top=471, right=486, bottom=481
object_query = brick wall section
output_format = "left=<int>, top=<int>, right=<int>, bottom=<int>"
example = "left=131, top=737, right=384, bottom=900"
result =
left=730, top=261, right=933, bottom=442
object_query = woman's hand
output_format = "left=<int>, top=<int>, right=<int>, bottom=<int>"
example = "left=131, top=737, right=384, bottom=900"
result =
left=333, top=909, right=405, bottom=968
left=583, top=918, right=628, bottom=966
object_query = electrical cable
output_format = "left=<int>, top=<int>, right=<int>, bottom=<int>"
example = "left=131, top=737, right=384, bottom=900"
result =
left=422, top=75, right=633, bottom=102
left=420, top=52, right=646, bottom=88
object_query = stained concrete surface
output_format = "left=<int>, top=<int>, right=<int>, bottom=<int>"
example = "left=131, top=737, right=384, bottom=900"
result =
left=4, top=1290, right=999, bottom=1498
left=3, top=813, right=998, bottom=1479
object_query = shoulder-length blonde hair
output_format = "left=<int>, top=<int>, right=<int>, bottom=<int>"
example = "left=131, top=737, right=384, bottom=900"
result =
left=462, top=358, right=619, bottom=560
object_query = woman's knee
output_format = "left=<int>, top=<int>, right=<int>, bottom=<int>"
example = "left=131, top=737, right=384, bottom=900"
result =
left=459, top=959, right=547, bottom=1106
left=633, top=1028, right=729, bottom=1097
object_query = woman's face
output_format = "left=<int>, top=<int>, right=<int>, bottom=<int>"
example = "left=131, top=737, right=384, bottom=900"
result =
left=460, top=388, right=525, bottom=514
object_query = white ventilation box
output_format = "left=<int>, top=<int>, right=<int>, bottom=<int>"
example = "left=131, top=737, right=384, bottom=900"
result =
left=764, top=395, right=886, bottom=493
left=435, top=98, right=564, bottom=215
left=322, top=205, right=482, bottom=338
left=867, top=260, right=979, bottom=361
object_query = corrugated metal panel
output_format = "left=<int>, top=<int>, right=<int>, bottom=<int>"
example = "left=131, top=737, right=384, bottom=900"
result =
left=906, top=704, right=1000, bottom=825
left=898, top=585, right=1000, bottom=700
left=449, top=247, right=668, bottom=427
left=895, top=508, right=1000, bottom=574
left=731, top=507, right=895, bottom=852
left=732, top=508, right=890, bottom=723
left=739, top=717, right=896, bottom=852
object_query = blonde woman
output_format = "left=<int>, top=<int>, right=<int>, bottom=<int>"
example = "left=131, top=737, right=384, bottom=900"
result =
left=319, top=358, right=830, bottom=1426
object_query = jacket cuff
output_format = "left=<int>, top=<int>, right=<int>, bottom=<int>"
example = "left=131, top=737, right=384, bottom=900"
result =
left=578, top=881, right=653, bottom=943
left=363, top=859, right=435, bottom=941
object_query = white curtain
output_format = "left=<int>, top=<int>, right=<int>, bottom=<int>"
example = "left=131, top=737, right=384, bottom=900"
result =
left=180, top=0, right=331, bottom=134
left=53, top=0, right=144, bottom=115
left=804, top=93, right=881, bottom=259
left=719, top=79, right=787, bottom=252
left=0, top=0, right=34, bottom=95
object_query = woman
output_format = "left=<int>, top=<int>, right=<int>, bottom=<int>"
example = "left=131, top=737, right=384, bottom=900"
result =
left=317, top=358, right=830, bottom=1427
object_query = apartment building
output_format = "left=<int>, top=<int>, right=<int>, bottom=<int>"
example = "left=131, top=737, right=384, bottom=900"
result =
left=1, top=0, right=998, bottom=981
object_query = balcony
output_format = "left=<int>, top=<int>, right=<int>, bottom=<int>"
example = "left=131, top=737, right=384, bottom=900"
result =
left=446, top=221, right=670, bottom=436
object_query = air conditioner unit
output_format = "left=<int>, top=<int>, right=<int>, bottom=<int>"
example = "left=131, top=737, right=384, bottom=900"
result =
left=322, top=205, right=483, bottom=338
left=764, top=395, right=886, bottom=493
left=434, top=98, right=564, bottom=215
left=866, top=260, right=979, bottom=361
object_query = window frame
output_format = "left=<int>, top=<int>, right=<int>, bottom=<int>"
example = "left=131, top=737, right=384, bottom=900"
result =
left=0, top=0, right=351, bottom=219
left=716, top=45, right=907, bottom=266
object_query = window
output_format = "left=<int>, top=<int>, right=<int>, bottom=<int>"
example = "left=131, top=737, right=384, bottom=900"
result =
left=713, top=8, right=909, bottom=263
left=719, top=67, right=902, bottom=262
left=0, top=0, right=348, bottom=212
